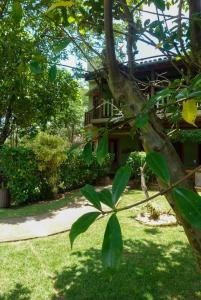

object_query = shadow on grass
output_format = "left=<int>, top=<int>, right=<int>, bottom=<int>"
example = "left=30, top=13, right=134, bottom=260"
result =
left=143, top=228, right=161, bottom=235
left=0, top=283, right=31, bottom=300
left=52, top=239, right=201, bottom=300
left=0, top=191, right=82, bottom=224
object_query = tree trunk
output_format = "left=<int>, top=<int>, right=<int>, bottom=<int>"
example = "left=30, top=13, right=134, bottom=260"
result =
left=0, top=104, right=12, bottom=146
left=140, top=164, right=149, bottom=199
left=104, top=0, right=201, bottom=270
left=189, top=0, right=201, bottom=64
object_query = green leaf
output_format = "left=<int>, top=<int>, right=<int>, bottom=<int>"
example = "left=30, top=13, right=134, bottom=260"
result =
left=102, top=214, right=123, bottom=271
left=70, top=212, right=100, bottom=248
left=29, top=60, right=42, bottom=75
left=191, top=74, right=201, bottom=88
left=47, top=1, right=74, bottom=12
left=99, top=188, right=114, bottom=209
left=172, top=188, right=201, bottom=229
left=49, top=65, right=57, bottom=81
left=96, top=134, right=108, bottom=166
left=188, top=91, right=201, bottom=99
left=12, top=1, right=23, bottom=23
left=68, top=143, right=80, bottom=154
left=81, top=184, right=102, bottom=210
left=82, top=142, right=93, bottom=165
left=135, top=113, right=148, bottom=129
left=145, top=88, right=171, bottom=110
left=112, top=165, right=131, bottom=205
left=68, top=16, right=76, bottom=23
left=176, top=88, right=189, bottom=100
left=153, top=0, right=165, bottom=11
left=53, top=38, right=70, bottom=53
left=146, top=151, right=170, bottom=184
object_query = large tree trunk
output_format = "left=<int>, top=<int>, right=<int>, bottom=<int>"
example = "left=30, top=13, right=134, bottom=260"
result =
left=104, top=0, right=201, bottom=270
left=189, top=0, right=201, bottom=63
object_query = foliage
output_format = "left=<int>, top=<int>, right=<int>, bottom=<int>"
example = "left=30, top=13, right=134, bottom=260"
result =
left=102, top=213, right=123, bottom=272
left=29, top=132, right=67, bottom=196
left=70, top=211, right=101, bottom=248
left=112, top=165, right=131, bottom=205
left=70, top=164, right=131, bottom=271
left=0, top=146, right=40, bottom=204
left=168, top=129, right=201, bottom=143
left=146, top=152, right=170, bottom=185
left=70, top=150, right=201, bottom=271
left=126, top=151, right=155, bottom=183
left=172, top=188, right=201, bottom=229
left=60, top=150, right=112, bottom=191
left=0, top=8, right=83, bottom=144
left=96, top=134, right=109, bottom=166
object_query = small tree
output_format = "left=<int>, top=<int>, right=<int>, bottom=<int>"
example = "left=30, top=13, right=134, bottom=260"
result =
left=29, top=132, right=67, bottom=196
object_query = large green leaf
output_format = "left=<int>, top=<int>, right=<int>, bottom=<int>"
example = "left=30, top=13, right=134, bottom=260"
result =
left=191, top=74, right=201, bottom=88
left=29, top=60, right=42, bottom=75
left=146, top=151, right=170, bottom=184
left=102, top=214, right=123, bottom=271
left=81, top=184, right=102, bottom=210
left=99, top=188, right=114, bottom=209
left=82, top=142, right=93, bottom=165
left=153, top=0, right=165, bottom=11
left=112, top=165, right=131, bottom=205
left=70, top=212, right=100, bottom=248
left=188, top=91, right=201, bottom=99
left=172, top=188, right=201, bottom=229
left=49, top=65, right=57, bottom=81
left=96, top=134, right=108, bottom=166
left=12, top=1, right=23, bottom=23
left=53, top=38, right=70, bottom=53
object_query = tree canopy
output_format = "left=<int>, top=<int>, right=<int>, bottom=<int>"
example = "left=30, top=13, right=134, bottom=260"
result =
left=0, top=2, right=83, bottom=144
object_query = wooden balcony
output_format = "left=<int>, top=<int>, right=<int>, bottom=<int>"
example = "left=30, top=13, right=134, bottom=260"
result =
left=84, top=100, right=117, bottom=126
left=85, top=99, right=201, bottom=127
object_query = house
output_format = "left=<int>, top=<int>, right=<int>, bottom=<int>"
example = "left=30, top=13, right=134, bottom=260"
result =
left=84, top=56, right=201, bottom=185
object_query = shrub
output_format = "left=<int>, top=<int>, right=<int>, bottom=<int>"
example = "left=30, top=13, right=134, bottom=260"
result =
left=126, top=151, right=155, bottom=183
left=29, top=132, right=67, bottom=196
left=0, top=146, right=40, bottom=204
left=60, top=149, right=112, bottom=191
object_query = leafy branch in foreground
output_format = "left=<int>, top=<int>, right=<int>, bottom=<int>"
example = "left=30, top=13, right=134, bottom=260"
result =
left=69, top=148, right=201, bottom=272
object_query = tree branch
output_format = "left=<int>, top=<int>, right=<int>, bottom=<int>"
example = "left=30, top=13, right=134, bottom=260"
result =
left=120, top=0, right=135, bottom=74
left=104, top=0, right=119, bottom=78
left=102, top=165, right=201, bottom=215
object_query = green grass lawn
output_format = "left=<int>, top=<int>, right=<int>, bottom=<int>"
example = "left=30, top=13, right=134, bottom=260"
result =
left=0, top=190, right=201, bottom=300
left=0, top=190, right=81, bottom=219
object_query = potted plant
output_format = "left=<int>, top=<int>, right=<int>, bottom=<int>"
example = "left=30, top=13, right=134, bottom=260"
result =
left=0, top=173, right=10, bottom=208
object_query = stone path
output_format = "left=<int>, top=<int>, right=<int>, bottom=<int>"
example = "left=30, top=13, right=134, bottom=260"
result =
left=0, top=204, right=96, bottom=243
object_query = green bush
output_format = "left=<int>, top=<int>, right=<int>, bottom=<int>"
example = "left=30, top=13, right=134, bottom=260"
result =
left=0, top=135, right=112, bottom=204
left=126, top=151, right=155, bottom=183
left=29, top=132, right=67, bottom=196
left=60, top=150, right=112, bottom=191
left=0, top=146, right=40, bottom=204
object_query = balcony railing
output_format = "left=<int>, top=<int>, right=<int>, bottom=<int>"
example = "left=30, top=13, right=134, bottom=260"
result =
left=85, top=99, right=201, bottom=126
left=85, top=100, right=117, bottom=125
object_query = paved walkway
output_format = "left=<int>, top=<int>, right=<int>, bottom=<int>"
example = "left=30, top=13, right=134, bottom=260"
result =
left=0, top=204, right=96, bottom=243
